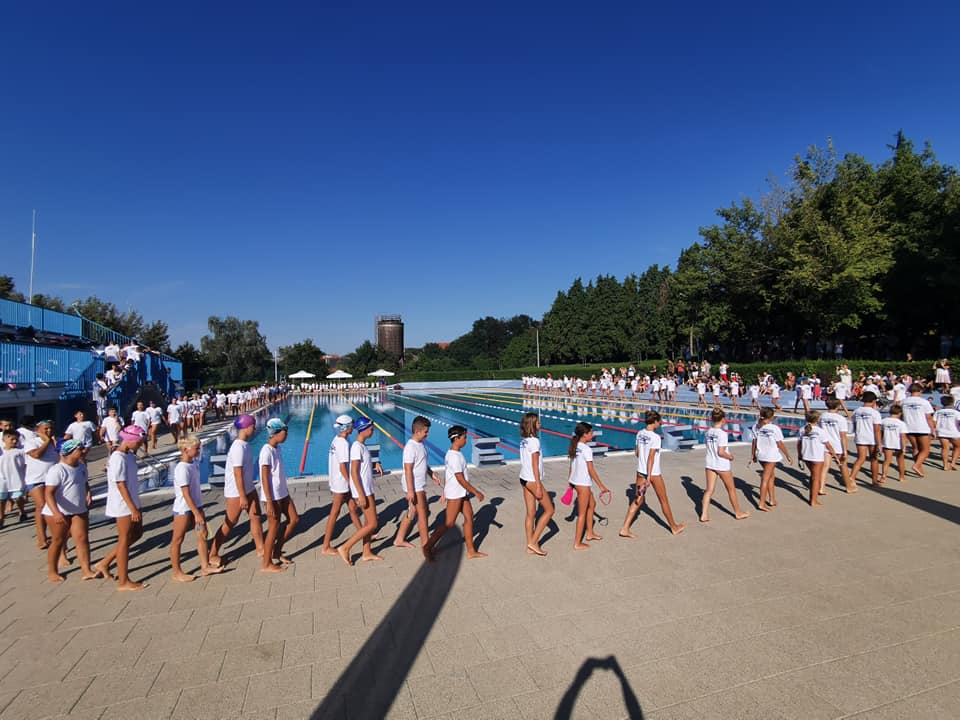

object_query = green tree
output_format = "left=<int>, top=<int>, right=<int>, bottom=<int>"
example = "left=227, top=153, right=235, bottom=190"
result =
left=200, top=316, right=272, bottom=384
left=173, top=341, right=208, bottom=389
left=74, top=296, right=144, bottom=338
left=30, top=293, right=66, bottom=312
left=279, top=339, right=329, bottom=379
left=140, top=320, right=171, bottom=354
left=0, top=276, right=25, bottom=302
left=343, top=340, right=393, bottom=376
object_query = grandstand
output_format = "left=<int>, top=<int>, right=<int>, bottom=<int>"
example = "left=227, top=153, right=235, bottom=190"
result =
left=0, top=298, right=183, bottom=429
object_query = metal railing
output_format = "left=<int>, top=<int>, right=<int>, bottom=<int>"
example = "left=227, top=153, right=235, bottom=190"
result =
left=0, top=342, right=98, bottom=386
left=0, top=298, right=83, bottom=337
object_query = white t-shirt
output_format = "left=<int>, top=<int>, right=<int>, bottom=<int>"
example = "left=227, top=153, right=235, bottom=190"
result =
left=800, top=427, right=831, bottom=462
left=519, top=436, right=544, bottom=482
left=696, top=382, right=706, bottom=395
left=770, top=384, right=781, bottom=398
left=172, top=461, right=202, bottom=514
left=105, top=450, right=141, bottom=517
left=753, top=423, right=784, bottom=463
left=568, top=443, right=594, bottom=487
left=349, top=441, right=374, bottom=498
left=24, top=435, right=58, bottom=487
left=834, top=383, right=848, bottom=400
left=933, top=408, right=960, bottom=439
left=327, top=435, right=351, bottom=494
left=101, top=416, right=122, bottom=442
left=818, top=412, right=847, bottom=452
left=401, top=440, right=429, bottom=492
left=42, top=462, right=88, bottom=516
left=704, top=427, right=731, bottom=471
left=444, top=449, right=469, bottom=499
left=901, top=397, right=934, bottom=435
left=852, top=406, right=882, bottom=446
left=224, top=438, right=254, bottom=498
left=635, top=430, right=661, bottom=476
left=131, top=410, right=150, bottom=431
left=64, top=421, right=96, bottom=447
left=258, top=444, right=288, bottom=501
left=881, top=418, right=908, bottom=450
left=146, top=407, right=163, bottom=426
left=167, top=403, right=182, bottom=424
left=0, top=448, right=26, bottom=494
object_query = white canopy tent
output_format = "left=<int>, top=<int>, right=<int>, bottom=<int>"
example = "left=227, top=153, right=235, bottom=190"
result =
left=368, top=369, right=395, bottom=377
left=326, top=369, right=353, bottom=379
left=288, top=370, right=316, bottom=379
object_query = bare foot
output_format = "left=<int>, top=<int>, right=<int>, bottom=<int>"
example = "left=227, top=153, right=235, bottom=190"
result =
left=467, top=551, right=488, bottom=559
left=172, top=572, right=195, bottom=583
left=337, top=546, right=353, bottom=567
left=758, top=505, right=770, bottom=512
left=810, top=501, right=823, bottom=508
left=276, top=555, right=294, bottom=566
left=573, top=543, right=590, bottom=550
left=699, top=515, right=710, bottom=523
left=618, top=530, right=636, bottom=539
left=260, top=564, right=285, bottom=574
left=818, top=490, right=828, bottom=496
left=48, top=573, right=65, bottom=584
left=200, top=565, right=225, bottom=576
left=527, top=544, right=547, bottom=556
left=393, top=540, right=414, bottom=549
left=846, top=486, right=859, bottom=493
left=256, top=548, right=264, bottom=558
left=735, top=512, right=750, bottom=520
left=320, top=547, right=339, bottom=556
left=208, top=555, right=224, bottom=568
left=585, top=534, right=603, bottom=541
left=117, top=581, right=146, bottom=591
left=912, top=465, right=926, bottom=478
left=769, top=499, right=778, bottom=506
left=359, top=553, right=383, bottom=563
left=80, top=569, right=102, bottom=580
left=670, top=523, right=686, bottom=535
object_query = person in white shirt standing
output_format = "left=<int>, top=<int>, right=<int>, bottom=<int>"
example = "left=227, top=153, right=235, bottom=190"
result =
left=145, top=401, right=164, bottom=450
left=881, top=405, right=909, bottom=483
left=850, top=392, right=883, bottom=486
left=97, top=425, right=148, bottom=590
left=901, top=383, right=937, bottom=477
left=519, top=412, right=554, bottom=555
left=166, top=397, right=183, bottom=443
left=131, top=402, right=151, bottom=457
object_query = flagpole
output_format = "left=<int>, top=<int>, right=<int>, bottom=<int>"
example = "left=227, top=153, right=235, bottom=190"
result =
left=28, top=209, right=37, bottom=304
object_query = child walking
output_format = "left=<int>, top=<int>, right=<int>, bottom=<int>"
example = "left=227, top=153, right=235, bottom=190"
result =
left=170, top=437, right=223, bottom=581
left=798, top=411, right=841, bottom=507
left=322, top=415, right=362, bottom=555
left=568, top=422, right=610, bottom=550
left=519, top=412, right=554, bottom=556
left=881, top=405, right=908, bottom=482
left=819, top=398, right=853, bottom=493
left=700, top=409, right=749, bottom=522
left=933, top=396, right=960, bottom=471
left=393, top=416, right=440, bottom=549
left=98, top=425, right=148, bottom=590
left=337, top=417, right=382, bottom=566
left=24, top=419, right=58, bottom=550
left=260, top=418, right=299, bottom=570
left=0, top=429, right=27, bottom=526
left=422, top=426, right=487, bottom=561
left=902, top=383, right=936, bottom=477
left=850, top=392, right=883, bottom=486
left=620, top=411, right=686, bottom=537
left=750, top=408, right=792, bottom=511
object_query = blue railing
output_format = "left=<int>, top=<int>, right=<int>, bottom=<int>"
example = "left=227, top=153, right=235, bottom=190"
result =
left=1, top=343, right=98, bottom=386
left=0, top=298, right=83, bottom=337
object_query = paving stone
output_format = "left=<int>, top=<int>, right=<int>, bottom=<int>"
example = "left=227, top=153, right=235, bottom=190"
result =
left=242, top=666, right=311, bottom=715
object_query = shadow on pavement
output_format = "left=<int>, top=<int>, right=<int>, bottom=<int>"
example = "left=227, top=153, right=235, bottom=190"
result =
left=555, top=655, right=644, bottom=719
left=866, top=483, right=960, bottom=525
left=310, top=527, right=464, bottom=719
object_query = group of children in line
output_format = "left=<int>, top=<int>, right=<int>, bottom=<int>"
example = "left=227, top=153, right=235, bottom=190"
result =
left=5, top=371, right=959, bottom=584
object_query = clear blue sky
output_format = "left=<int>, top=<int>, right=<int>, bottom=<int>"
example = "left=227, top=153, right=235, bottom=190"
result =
left=2, top=2, right=958, bottom=355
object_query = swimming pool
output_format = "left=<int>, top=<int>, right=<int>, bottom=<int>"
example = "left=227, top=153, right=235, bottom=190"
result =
left=239, top=390, right=807, bottom=477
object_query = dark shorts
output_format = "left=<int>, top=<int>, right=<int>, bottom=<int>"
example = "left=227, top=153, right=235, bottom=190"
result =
left=906, top=432, right=929, bottom=437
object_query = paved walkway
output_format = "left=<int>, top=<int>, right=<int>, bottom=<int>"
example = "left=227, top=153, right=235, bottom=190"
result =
left=0, top=441, right=958, bottom=719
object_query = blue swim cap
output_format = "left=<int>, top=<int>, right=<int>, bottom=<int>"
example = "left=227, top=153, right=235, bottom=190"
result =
left=59, top=439, right=83, bottom=456
left=266, top=418, right=288, bottom=436
left=352, top=416, right=373, bottom=432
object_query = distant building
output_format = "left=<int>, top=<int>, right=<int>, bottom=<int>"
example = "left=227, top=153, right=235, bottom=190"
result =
left=323, top=354, right=343, bottom=368
left=375, top=315, right=404, bottom=358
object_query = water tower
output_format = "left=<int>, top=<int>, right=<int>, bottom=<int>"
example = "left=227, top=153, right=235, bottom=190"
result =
left=375, top=314, right=404, bottom=358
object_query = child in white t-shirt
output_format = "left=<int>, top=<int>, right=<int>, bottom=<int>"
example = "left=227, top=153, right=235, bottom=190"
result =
left=566, top=422, right=610, bottom=550
left=850, top=392, right=883, bottom=486
left=393, top=416, right=439, bottom=550
left=619, top=410, right=685, bottom=538
left=337, top=417, right=381, bottom=566
left=750, top=408, right=792, bottom=511
left=881, top=405, right=908, bottom=483
left=933, top=395, right=960, bottom=471
left=170, top=437, right=223, bottom=582
left=700, top=409, right=749, bottom=522
left=260, top=418, right=299, bottom=570
left=696, top=381, right=707, bottom=408
left=0, top=430, right=27, bottom=526
left=799, top=411, right=841, bottom=507
left=422, top=426, right=488, bottom=561
left=519, top=412, right=553, bottom=556
left=819, top=398, right=853, bottom=493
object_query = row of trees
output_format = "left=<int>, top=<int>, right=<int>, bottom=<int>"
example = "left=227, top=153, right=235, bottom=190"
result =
left=401, top=132, right=959, bottom=369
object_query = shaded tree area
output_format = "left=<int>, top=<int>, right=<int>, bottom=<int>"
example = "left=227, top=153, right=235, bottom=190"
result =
left=200, top=316, right=272, bottom=385
left=279, top=339, right=329, bottom=379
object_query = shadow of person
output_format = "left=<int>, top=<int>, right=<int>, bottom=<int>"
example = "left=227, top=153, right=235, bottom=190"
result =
left=734, top=476, right=759, bottom=509
left=310, top=528, right=464, bottom=719
left=555, top=655, right=644, bottom=719
left=472, top=497, right=504, bottom=550
left=865, top=483, right=960, bottom=525
left=538, top=491, right=561, bottom=548
left=680, top=475, right=704, bottom=514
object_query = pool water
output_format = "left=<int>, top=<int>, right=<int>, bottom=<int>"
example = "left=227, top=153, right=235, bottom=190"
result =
left=237, top=391, right=807, bottom=478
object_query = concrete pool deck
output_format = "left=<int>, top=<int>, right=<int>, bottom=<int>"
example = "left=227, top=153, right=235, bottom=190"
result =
left=1, top=435, right=958, bottom=718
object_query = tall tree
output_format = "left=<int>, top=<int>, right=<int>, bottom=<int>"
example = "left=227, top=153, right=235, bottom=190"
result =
left=74, top=296, right=145, bottom=338
left=173, top=341, right=207, bottom=389
left=140, top=320, right=171, bottom=354
left=0, top=276, right=25, bottom=302
left=279, top=339, right=329, bottom=379
left=200, top=316, right=272, bottom=384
